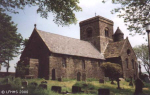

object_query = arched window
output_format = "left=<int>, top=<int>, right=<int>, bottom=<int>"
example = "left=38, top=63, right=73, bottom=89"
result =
left=82, top=60, right=85, bottom=69
left=62, top=58, right=67, bottom=68
left=126, top=58, right=128, bottom=68
left=132, top=59, right=134, bottom=69
left=86, top=27, right=92, bottom=37
left=105, top=28, right=109, bottom=37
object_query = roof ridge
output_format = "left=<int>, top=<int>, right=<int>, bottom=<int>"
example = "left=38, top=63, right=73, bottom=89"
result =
left=37, top=29, right=90, bottom=43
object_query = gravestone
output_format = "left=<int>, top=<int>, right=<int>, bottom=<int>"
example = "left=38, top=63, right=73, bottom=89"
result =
left=22, top=81, right=28, bottom=87
left=129, top=77, right=133, bottom=86
left=144, top=76, right=150, bottom=83
left=134, top=78, right=144, bottom=95
left=58, top=78, right=62, bottom=82
left=98, top=89, right=110, bottom=95
left=31, top=82, right=38, bottom=87
left=104, top=77, right=109, bottom=82
left=72, top=86, right=81, bottom=93
left=99, top=79, right=104, bottom=83
left=51, top=86, right=61, bottom=93
left=39, top=84, right=47, bottom=89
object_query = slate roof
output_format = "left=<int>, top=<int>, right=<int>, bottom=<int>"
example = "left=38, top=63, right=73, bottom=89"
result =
left=36, top=29, right=105, bottom=60
left=104, top=39, right=126, bottom=58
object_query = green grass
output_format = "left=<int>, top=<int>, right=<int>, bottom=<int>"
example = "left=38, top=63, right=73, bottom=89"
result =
left=0, top=77, right=150, bottom=95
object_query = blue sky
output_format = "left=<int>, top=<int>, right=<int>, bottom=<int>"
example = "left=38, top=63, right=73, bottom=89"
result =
left=1, top=0, right=147, bottom=72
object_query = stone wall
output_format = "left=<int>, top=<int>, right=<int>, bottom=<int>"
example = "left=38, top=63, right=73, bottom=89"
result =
left=120, top=39, right=138, bottom=79
left=49, top=53, right=104, bottom=80
left=80, top=16, right=114, bottom=53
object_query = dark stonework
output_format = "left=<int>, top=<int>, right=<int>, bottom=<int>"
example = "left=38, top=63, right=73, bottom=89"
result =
left=16, top=15, right=138, bottom=80
left=98, top=89, right=110, bottom=95
left=58, top=78, right=62, bottom=82
left=72, top=86, right=82, bottom=93
left=51, top=86, right=61, bottom=93
left=22, top=81, right=28, bottom=87
left=39, top=84, right=47, bottom=89
left=134, top=78, right=144, bottom=95
left=99, top=79, right=104, bottom=83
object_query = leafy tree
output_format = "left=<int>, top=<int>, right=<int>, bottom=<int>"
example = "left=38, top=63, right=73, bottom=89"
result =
left=102, top=0, right=150, bottom=35
left=133, top=44, right=150, bottom=77
left=101, top=62, right=123, bottom=89
left=0, top=0, right=82, bottom=26
left=0, top=10, right=23, bottom=73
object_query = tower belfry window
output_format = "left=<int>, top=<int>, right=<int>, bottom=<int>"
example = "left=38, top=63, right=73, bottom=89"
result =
left=105, top=28, right=109, bottom=37
left=86, top=27, right=92, bottom=37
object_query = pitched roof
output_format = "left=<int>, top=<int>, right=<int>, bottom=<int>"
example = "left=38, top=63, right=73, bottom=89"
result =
left=36, top=29, right=105, bottom=60
left=104, top=39, right=126, bottom=58
left=114, top=27, right=124, bottom=35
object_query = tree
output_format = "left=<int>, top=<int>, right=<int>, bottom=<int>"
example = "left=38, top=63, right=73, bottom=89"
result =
left=102, top=0, right=150, bottom=35
left=133, top=44, right=150, bottom=77
left=0, top=0, right=82, bottom=26
left=0, top=10, right=23, bottom=73
left=101, top=62, right=123, bottom=89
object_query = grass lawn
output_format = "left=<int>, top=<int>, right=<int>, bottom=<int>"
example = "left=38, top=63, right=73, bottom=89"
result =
left=0, top=77, right=150, bottom=95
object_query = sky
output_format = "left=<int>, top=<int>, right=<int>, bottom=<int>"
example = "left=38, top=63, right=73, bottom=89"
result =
left=1, top=0, right=147, bottom=72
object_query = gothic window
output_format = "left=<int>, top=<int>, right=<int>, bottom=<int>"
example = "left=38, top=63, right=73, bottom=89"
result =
left=126, top=58, right=128, bottom=69
left=105, top=28, right=109, bottom=37
left=62, top=58, right=67, bottom=68
left=132, top=59, right=134, bottom=69
left=127, top=49, right=131, bottom=56
left=86, top=27, right=92, bottom=37
left=82, top=60, right=85, bottom=69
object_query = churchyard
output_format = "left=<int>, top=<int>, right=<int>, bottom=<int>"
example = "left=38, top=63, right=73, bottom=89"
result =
left=0, top=76, right=150, bottom=95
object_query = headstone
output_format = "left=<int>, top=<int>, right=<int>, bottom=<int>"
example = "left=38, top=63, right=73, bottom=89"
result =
left=134, top=78, right=144, bottom=95
left=119, top=78, right=125, bottom=81
left=99, top=79, right=104, bottom=83
left=51, top=86, right=61, bottom=93
left=58, top=78, right=62, bottom=82
left=72, top=86, right=81, bottom=93
left=22, top=81, right=28, bottom=87
left=98, top=89, right=110, bottom=95
left=129, top=77, right=133, bottom=86
left=104, top=77, right=109, bottom=81
left=39, top=84, right=47, bottom=89
left=31, top=82, right=38, bottom=87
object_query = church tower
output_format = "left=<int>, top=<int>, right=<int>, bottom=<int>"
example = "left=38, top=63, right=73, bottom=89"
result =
left=113, top=27, right=124, bottom=42
left=79, top=16, right=114, bottom=53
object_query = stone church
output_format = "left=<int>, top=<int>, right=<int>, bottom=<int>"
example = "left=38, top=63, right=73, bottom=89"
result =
left=16, top=16, right=138, bottom=80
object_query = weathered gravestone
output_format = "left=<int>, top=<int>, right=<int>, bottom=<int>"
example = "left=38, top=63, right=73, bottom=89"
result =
left=99, top=79, right=104, bottom=84
left=104, top=77, right=109, bottom=82
left=51, top=86, right=61, bottom=93
left=134, top=78, right=144, bottom=95
left=72, top=86, right=81, bottom=93
left=98, top=89, right=110, bottom=95
left=31, top=82, right=38, bottom=87
left=129, top=77, right=133, bottom=86
left=58, top=78, right=62, bottom=82
left=144, top=76, right=150, bottom=83
left=39, top=84, right=47, bottom=89
left=22, top=81, right=28, bottom=87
